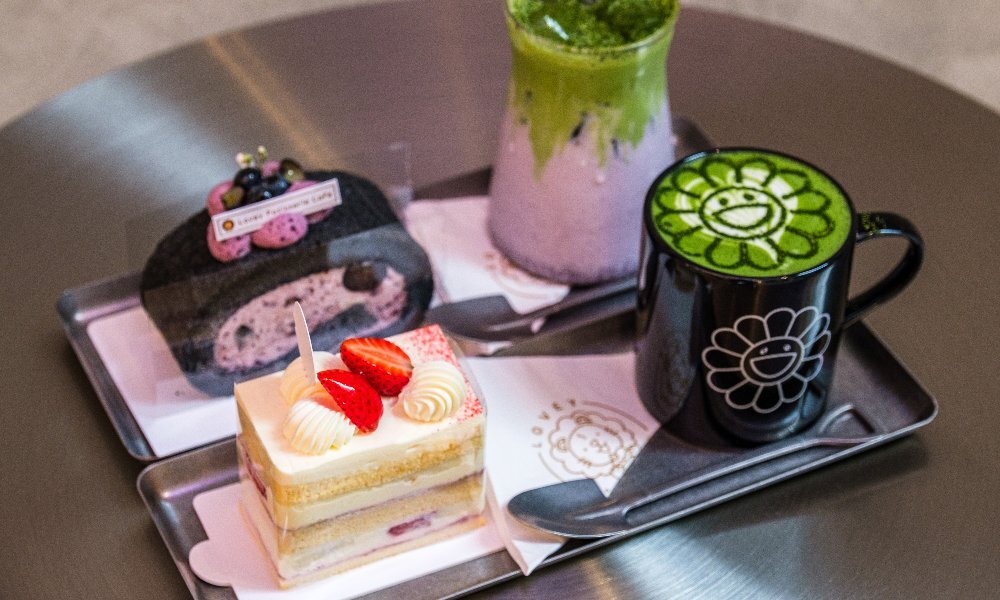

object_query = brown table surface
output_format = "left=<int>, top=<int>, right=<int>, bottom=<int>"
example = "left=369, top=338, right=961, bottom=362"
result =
left=2, top=1, right=998, bottom=598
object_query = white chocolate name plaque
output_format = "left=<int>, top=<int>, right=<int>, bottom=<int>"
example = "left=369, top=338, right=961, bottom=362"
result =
left=211, top=178, right=342, bottom=241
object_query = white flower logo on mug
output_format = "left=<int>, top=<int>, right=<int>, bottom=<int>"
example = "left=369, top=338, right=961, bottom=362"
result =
left=702, top=307, right=831, bottom=413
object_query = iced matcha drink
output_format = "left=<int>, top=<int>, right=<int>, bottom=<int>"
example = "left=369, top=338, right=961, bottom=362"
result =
left=489, top=0, right=680, bottom=284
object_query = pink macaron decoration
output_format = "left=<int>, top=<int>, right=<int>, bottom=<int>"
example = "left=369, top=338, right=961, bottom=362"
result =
left=207, top=223, right=251, bottom=262
left=251, top=212, right=309, bottom=249
left=289, top=180, right=318, bottom=194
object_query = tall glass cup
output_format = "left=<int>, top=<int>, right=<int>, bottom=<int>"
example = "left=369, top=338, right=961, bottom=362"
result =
left=489, top=0, right=680, bottom=284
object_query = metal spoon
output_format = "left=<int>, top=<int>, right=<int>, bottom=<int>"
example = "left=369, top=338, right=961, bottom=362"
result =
left=507, top=404, right=882, bottom=538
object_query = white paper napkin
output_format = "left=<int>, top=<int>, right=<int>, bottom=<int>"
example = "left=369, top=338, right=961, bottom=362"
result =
left=88, top=306, right=237, bottom=457
left=406, top=196, right=570, bottom=314
left=466, top=352, right=659, bottom=574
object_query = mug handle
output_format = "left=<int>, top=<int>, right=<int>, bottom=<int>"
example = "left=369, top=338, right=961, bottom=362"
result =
left=843, top=212, right=924, bottom=327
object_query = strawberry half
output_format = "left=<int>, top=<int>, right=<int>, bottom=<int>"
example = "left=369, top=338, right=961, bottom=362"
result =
left=340, top=337, right=414, bottom=396
left=316, top=369, right=383, bottom=433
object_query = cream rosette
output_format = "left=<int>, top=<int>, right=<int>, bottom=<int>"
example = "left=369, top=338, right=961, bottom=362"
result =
left=279, top=351, right=342, bottom=405
left=400, top=360, right=467, bottom=422
left=279, top=351, right=356, bottom=454
left=282, top=398, right=356, bottom=454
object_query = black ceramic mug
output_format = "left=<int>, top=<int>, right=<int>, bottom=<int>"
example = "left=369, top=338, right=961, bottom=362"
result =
left=635, top=148, right=923, bottom=444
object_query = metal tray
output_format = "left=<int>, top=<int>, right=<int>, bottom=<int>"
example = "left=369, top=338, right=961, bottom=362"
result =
left=58, top=116, right=714, bottom=462
left=137, top=321, right=937, bottom=600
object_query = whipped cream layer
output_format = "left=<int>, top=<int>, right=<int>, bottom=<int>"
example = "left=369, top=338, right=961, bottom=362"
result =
left=272, top=454, right=482, bottom=529
left=235, top=325, right=484, bottom=489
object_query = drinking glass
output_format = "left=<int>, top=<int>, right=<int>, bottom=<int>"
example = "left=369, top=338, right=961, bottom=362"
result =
left=489, top=0, right=680, bottom=284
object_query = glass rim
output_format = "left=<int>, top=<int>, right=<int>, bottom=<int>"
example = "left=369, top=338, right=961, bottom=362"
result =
left=504, top=0, right=679, bottom=56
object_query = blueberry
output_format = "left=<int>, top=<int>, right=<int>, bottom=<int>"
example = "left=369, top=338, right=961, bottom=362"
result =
left=245, top=176, right=291, bottom=204
left=234, top=167, right=262, bottom=190
left=235, top=324, right=254, bottom=350
left=343, top=262, right=385, bottom=292
left=245, top=186, right=274, bottom=204
left=263, top=175, right=290, bottom=196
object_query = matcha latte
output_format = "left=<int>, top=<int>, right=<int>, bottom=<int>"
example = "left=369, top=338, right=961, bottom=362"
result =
left=489, top=0, right=680, bottom=284
left=648, top=150, right=853, bottom=277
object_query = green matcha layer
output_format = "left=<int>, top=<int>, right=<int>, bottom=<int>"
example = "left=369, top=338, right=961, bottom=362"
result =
left=648, top=150, right=854, bottom=277
left=505, top=0, right=679, bottom=173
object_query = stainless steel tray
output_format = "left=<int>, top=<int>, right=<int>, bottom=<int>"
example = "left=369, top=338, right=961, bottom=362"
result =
left=137, top=321, right=936, bottom=600
left=58, top=116, right=714, bottom=462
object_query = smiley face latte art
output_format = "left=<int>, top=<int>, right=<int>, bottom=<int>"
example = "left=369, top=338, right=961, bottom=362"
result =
left=648, top=150, right=852, bottom=277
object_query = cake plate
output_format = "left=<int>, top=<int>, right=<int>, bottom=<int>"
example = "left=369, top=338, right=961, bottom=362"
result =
left=137, top=320, right=936, bottom=600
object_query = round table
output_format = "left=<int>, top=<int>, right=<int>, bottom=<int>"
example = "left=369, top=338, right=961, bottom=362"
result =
left=2, top=1, right=997, bottom=598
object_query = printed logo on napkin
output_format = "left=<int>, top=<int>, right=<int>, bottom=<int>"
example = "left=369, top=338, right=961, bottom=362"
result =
left=530, top=398, right=647, bottom=493
left=212, top=178, right=342, bottom=241
left=483, top=250, right=566, bottom=304
left=469, top=353, right=659, bottom=499
left=467, top=354, right=660, bottom=574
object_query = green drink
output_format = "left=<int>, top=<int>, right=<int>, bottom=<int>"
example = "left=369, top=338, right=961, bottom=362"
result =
left=506, top=0, right=675, bottom=172
left=489, top=0, right=680, bottom=284
left=647, top=149, right=853, bottom=277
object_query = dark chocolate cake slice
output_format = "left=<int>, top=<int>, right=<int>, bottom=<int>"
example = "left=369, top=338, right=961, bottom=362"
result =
left=140, top=169, right=433, bottom=396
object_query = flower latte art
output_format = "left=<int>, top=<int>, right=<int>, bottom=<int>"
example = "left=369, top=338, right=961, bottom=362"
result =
left=649, top=150, right=852, bottom=276
left=702, top=307, right=831, bottom=414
